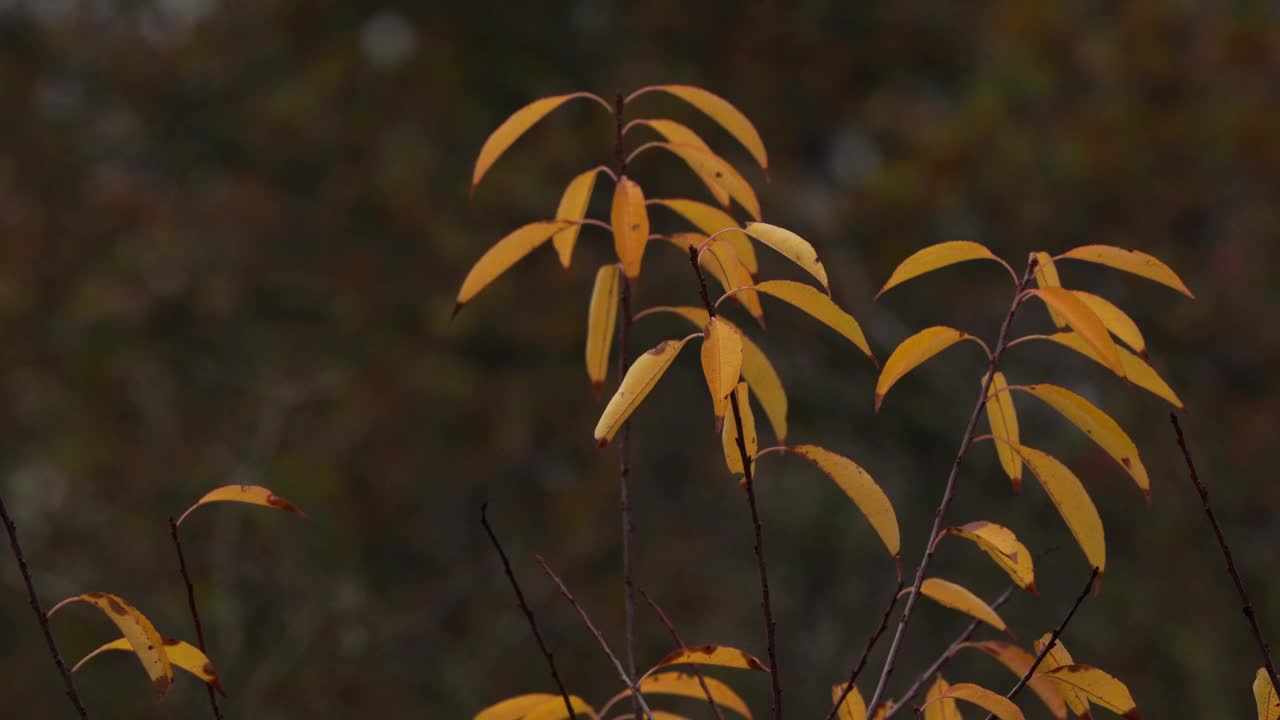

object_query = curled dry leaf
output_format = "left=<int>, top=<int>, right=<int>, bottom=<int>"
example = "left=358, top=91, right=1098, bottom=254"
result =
left=985, top=371, right=1023, bottom=486
left=455, top=221, right=569, bottom=314
left=612, top=177, right=650, bottom=279
left=1255, top=668, right=1279, bottom=720
left=924, top=676, right=962, bottom=720
left=960, top=641, right=1068, bottom=718
left=649, top=198, right=758, bottom=274
left=638, top=672, right=752, bottom=719
left=74, top=636, right=224, bottom=695
left=1034, top=635, right=1092, bottom=718
left=832, top=683, right=866, bottom=720
left=938, top=521, right=1036, bottom=593
left=473, top=693, right=559, bottom=720
left=176, top=484, right=309, bottom=526
left=651, top=644, right=769, bottom=673
left=701, top=318, right=745, bottom=428
left=1032, top=251, right=1068, bottom=329
left=1057, top=245, right=1193, bottom=298
left=1038, top=665, right=1140, bottom=719
left=1029, top=288, right=1124, bottom=378
left=585, top=264, right=622, bottom=396
left=875, top=326, right=974, bottom=412
left=784, top=445, right=899, bottom=558
left=1042, top=332, right=1182, bottom=408
left=651, top=143, right=761, bottom=220
left=1010, top=443, right=1106, bottom=573
left=876, top=241, right=1005, bottom=298
left=48, top=593, right=173, bottom=697
left=523, top=695, right=595, bottom=720
left=753, top=280, right=874, bottom=363
left=552, top=168, right=603, bottom=268
left=472, top=93, right=602, bottom=191
left=913, top=577, right=1010, bottom=634
left=638, top=85, right=769, bottom=171
left=595, top=336, right=693, bottom=447
left=922, top=682, right=1026, bottom=720
left=742, top=222, right=829, bottom=291
left=722, top=383, right=757, bottom=477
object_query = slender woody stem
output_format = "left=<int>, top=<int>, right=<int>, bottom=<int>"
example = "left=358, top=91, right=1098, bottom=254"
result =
left=0, top=493, right=89, bottom=718
left=825, top=581, right=904, bottom=720
left=480, top=505, right=577, bottom=720
left=1170, top=413, right=1280, bottom=690
left=639, top=590, right=726, bottom=720
left=168, top=517, right=223, bottom=719
left=864, top=257, right=1039, bottom=714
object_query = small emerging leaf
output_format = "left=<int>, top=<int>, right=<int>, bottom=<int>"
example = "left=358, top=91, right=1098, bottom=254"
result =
left=638, top=672, right=752, bottom=719
left=785, top=445, right=899, bottom=558
left=914, top=578, right=1010, bottom=634
left=877, top=241, right=1005, bottom=298
left=176, top=484, right=308, bottom=526
left=1058, top=244, right=1193, bottom=298
left=722, top=383, right=757, bottom=477
left=754, top=280, right=874, bottom=363
left=74, top=636, right=224, bottom=695
left=985, top=371, right=1022, bottom=485
left=1030, top=288, right=1124, bottom=378
left=922, top=683, right=1025, bottom=720
left=742, top=222, right=829, bottom=291
left=924, top=676, right=962, bottom=720
left=585, top=264, right=622, bottom=395
left=832, top=683, right=866, bottom=720
left=651, top=644, right=769, bottom=673
left=876, top=326, right=974, bottom=412
left=961, top=641, right=1068, bottom=718
left=1254, top=668, right=1279, bottom=720
left=701, top=318, right=745, bottom=428
left=472, top=93, right=600, bottom=191
left=1042, top=332, right=1182, bottom=408
left=1010, top=443, right=1106, bottom=572
left=939, top=521, right=1036, bottom=594
left=48, top=593, right=173, bottom=696
left=1038, top=665, right=1140, bottom=719
left=612, top=177, right=650, bottom=279
left=641, top=85, right=769, bottom=171
left=552, top=168, right=603, bottom=267
left=1018, top=384, right=1149, bottom=499
left=595, top=337, right=693, bottom=446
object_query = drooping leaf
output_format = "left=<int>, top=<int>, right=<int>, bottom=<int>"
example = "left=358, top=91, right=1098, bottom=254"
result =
left=455, top=221, right=568, bottom=313
left=176, top=484, right=309, bottom=526
left=1010, top=443, right=1105, bottom=572
left=961, top=641, right=1068, bottom=718
left=754, top=280, right=874, bottom=362
left=701, top=318, right=744, bottom=428
left=923, top=676, right=962, bottom=720
left=585, top=264, right=621, bottom=396
left=48, top=593, right=173, bottom=696
left=651, top=644, right=769, bottom=673
left=552, top=168, right=603, bottom=268
left=1070, top=291, right=1146, bottom=358
left=742, top=222, right=829, bottom=291
left=612, top=177, right=650, bottom=279
left=1038, top=666, right=1140, bottom=719
left=638, top=672, right=752, bottom=719
left=1057, top=245, right=1193, bottom=298
left=938, top=521, right=1036, bottom=593
left=1042, top=333, right=1182, bottom=408
left=877, top=241, right=1006, bottom=298
left=1034, top=636, right=1092, bottom=718
left=1017, top=384, right=1149, bottom=499
left=524, top=695, right=595, bottom=720
left=1254, top=668, right=1279, bottom=720
left=472, top=93, right=602, bottom=192
left=595, top=336, right=693, bottom=447
left=667, top=235, right=763, bottom=325
left=74, top=636, right=224, bottom=695
left=722, top=382, right=757, bottom=477
left=637, top=119, right=731, bottom=208
left=832, top=683, right=866, bottom=720
left=649, top=142, right=761, bottom=219
left=876, top=326, right=974, bottom=412
left=649, top=198, right=758, bottom=274
left=785, top=445, right=899, bottom=558
left=985, top=371, right=1022, bottom=485
left=1032, top=251, right=1068, bottom=329
left=915, top=578, right=1010, bottom=634
left=1029, top=288, right=1124, bottom=378
left=922, top=683, right=1025, bottom=720
left=639, top=85, right=769, bottom=170
left=474, top=693, right=559, bottom=720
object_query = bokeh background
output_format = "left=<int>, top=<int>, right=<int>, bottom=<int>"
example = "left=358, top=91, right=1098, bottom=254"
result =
left=1, top=1, right=1277, bottom=717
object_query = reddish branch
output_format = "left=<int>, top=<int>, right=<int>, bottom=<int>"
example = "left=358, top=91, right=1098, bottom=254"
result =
left=168, top=517, right=224, bottom=719
left=825, top=581, right=904, bottom=720
left=1170, top=413, right=1280, bottom=691
left=639, top=590, right=726, bottom=720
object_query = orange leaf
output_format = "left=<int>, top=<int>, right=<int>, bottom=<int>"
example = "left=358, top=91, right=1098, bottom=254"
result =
left=1041, top=332, right=1182, bottom=407
left=176, top=484, right=308, bottom=526
left=939, top=521, right=1036, bottom=594
left=701, top=318, right=745, bottom=428
left=985, top=371, right=1023, bottom=485
left=651, top=644, right=769, bottom=673
left=552, top=168, right=603, bottom=268
left=1069, top=291, right=1146, bottom=358
left=754, top=280, right=874, bottom=362
left=1029, top=288, right=1124, bottom=378
left=1009, top=443, right=1105, bottom=572
left=1038, top=665, right=1139, bottom=719
left=785, top=445, right=899, bottom=558
left=585, top=264, right=621, bottom=396
left=876, top=327, right=975, bottom=412
left=638, top=672, right=752, bottom=719
left=473, top=694, right=560, bottom=720
left=636, top=119, right=730, bottom=208
left=1057, top=245, right=1193, bottom=298
left=1255, top=668, right=1279, bottom=720
left=638, top=85, right=768, bottom=170
left=472, top=93, right=603, bottom=192
left=914, top=578, right=1010, bottom=634
left=877, top=241, right=1006, bottom=298
left=742, top=222, right=829, bottom=291
left=832, top=683, right=867, bottom=720
left=455, top=221, right=568, bottom=313
left=49, top=593, right=173, bottom=696
left=612, top=177, right=650, bottom=279
left=74, top=636, right=224, bottom=695
left=595, top=336, right=693, bottom=446
left=961, top=641, right=1068, bottom=718
left=924, top=676, right=962, bottom=720
left=922, top=682, right=1025, bottom=720
left=1034, top=635, right=1092, bottom=718
left=649, top=142, right=761, bottom=219
left=524, top=695, right=595, bottom=720
left=666, top=235, right=764, bottom=325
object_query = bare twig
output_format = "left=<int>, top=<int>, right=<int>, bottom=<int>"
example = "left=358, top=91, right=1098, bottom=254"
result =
left=536, top=556, right=654, bottom=720
left=865, top=256, right=1039, bottom=714
left=639, top=590, right=726, bottom=720
left=169, top=517, right=224, bottom=719
left=826, top=581, right=904, bottom=720
left=1170, top=413, right=1280, bottom=690
left=0, top=493, right=89, bottom=718
left=480, top=505, right=577, bottom=720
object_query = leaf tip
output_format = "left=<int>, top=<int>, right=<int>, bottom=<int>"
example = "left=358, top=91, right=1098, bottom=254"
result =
left=1027, top=580, right=1040, bottom=596
left=874, top=394, right=884, bottom=413
left=596, top=436, right=610, bottom=449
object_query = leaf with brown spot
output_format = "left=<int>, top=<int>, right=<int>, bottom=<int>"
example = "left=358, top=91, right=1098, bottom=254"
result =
left=1254, top=668, right=1279, bottom=720
left=921, top=682, right=1025, bottom=720
left=473, top=693, right=560, bottom=720
left=722, top=382, right=757, bottom=477
left=612, top=177, right=650, bottom=279
left=913, top=578, right=1011, bottom=634
left=585, top=264, right=621, bottom=396
left=784, top=445, right=899, bottom=559
left=960, top=641, right=1068, bottom=718
left=877, top=241, right=1006, bottom=298
left=923, top=676, right=962, bottom=720
left=938, top=521, right=1036, bottom=594
left=1070, top=291, right=1146, bottom=358
left=754, top=280, right=874, bottom=363
left=75, top=636, right=224, bottom=695
left=876, top=326, right=975, bottom=412
left=742, top=222, right=829, bottom=291
left=472, top=93, right=602, bottom=192
left=650, top=644, right=769, bottom=673
left=984, top=371, right=1023, bottom=486
left=455, top=221, right=569, bottom=314
left=1038, top=665, right=1140, bottom=719
left=1034, top=636, right=1092, bottom=718
left=177, top=485, right=309, bottom=526
left=638, top=85, right=769, bottom=171
left=551, top=168, right=603, bottom=268
left=663, top=233, right=763, bottom=325
left=638, top=672, right=753, bottom=719
left=832, top=683, right=866, bottom=720
left=1009, top=443, right=1106, bottom=572
left=635, top=119, right=730, bottom=208
left=701, top=318, right=744, bottom=429
left=1057, top=245, right=1193, bottom=298
left=595, top=336, right=694, bottom=446
left=1042, top=332, right=1182, bottom=408
left=49, top=593, right=173, bottom=697
left=649, top=198, right=758, bottom=274
left=648, top=143, right=761, bottom=220
left=1029, top=288, right=1124, bottom=378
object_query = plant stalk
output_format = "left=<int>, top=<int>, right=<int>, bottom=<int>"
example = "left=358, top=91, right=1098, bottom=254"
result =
left=168, top=517, right=223, bottom=719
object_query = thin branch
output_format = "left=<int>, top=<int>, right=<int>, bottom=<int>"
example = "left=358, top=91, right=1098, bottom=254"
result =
left=168, top=517, right=224, bottom=719
left=1171, top=413, right=1280, bottom=690
left=0, top=493, right=90, bottom=718
left=639, top=590, right=726, bottom=720
left=480, top=505, right=577, bottom=720
left=536, top=556, right=655, bottom=720
left=826, top=581, right=905, bottom=720
left=864, top=256, right=1039, bottom=714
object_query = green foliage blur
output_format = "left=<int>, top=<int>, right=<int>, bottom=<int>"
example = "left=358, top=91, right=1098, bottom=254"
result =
left=1, top=1, right=1277, bottom=717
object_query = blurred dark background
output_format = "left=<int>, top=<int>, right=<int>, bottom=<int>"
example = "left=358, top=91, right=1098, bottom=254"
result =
left=1, top=1, right=1277, bottom=717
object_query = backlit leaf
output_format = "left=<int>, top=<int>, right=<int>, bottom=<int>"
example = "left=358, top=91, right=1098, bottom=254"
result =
left=915, top=578, right=1010, bottom=634
left=612, top=177, right=650, bottom=279
left=1032, top=251, right=1067, bottom=329
left=596, top=336, right=693, bottom=447
left=1254, top=668, right=1279, bottom=720
left=552, top=168, right=602, bottom=268
left=923, top=683, right=1025, bottom=720
left=585, top=264, right=621, bottom=396
left=525, top=695, right=595, bottom=720
left=1058, top=245, right=1193, bottom=298
left=640, top=85, right=769, bottom=170
left=1070, top=291, right=1146, bottom=358
left=924, top=676, right=962, bottom=720
left=472, top=93, right=601, bottom=191
left=877, top=241, right=1005, bottom=298
left=1017, top=384, right=1149, bottom=499
left=742, top=222, right=829, bottom=291
left=1029, top=288, right=1124, bottom=378
left=48, top=593, right=173, bottom=696
left=639, top=672, right=753, bottom=719
left=785, top=445, right=899, bottom=558
left=1042, top=332, right=1182, bottom=408
left=985, top=371, right=1022, bottom=485
left=1038, top=666, right=1140, bottom=719
left=651, top=644, right=769, bottom=673
left=74, top=636, right=224, bottom=695
left=455, top=221, right=568, bottom=313
left=1010, top=443, right=1105, bottom=571
left=176, top=484, right=308, bottom=526
left=722, top=382, right=757, bottom=477
left=939, top=521, right=1036, bottom=594
left=649, top=198, right=758, bottom=274
left=1034, top=636, right=1091, bottom=718
left=474, top=694, right=559, bottom=720
left=832, top=683, right=866, bottom=720
left=876, top=326, right=974, bottom=412
left=701, top=318, right=744, bottom=428
left=754, top=280, right=874, bottom=362
left=961, top=641, right=1068, bottom=718
left=649, top=142, right=761, bottom=219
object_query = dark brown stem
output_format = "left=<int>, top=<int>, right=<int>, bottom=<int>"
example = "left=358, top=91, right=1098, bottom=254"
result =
left=639, top=590, right=726, bottom=720
left=168, top=517, right=223, bottom=719
left=864, top=257, right=1039, bottom=714
left=1170, top=413, right=1280, bottom=690
left=0, top=493, right=89, bottom=718
left=826, top=581, right=904, bottom=720
left=536, top=556, right=654, bottom=720
left=689, top=246, right=716, bottom=319
left=480, top=505, right=577, bottom=720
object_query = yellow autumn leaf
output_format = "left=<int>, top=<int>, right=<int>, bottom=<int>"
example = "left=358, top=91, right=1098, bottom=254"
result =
left=742, top=222, right=829, bottom=291
left=552, top=168, right=602, bottom=268
left=455, top=221, right=569, bottom=314
left=649, top=142, right=761, bottom=220
left=877, top=241, right=1007, bottom=298
left=636, top=119, right=730, bottom=208
left=585, top=264, right=621, bottom=396
left=1029, top=287, right=1124, bottom=378
left=1070, top=291, right=1146, bottom=358
left=961, top=641, right=1068, bottom=718
left=612, top=177, right=650, bottom=279
left=1057, top=244, right=1193, bottom=298
left=667, top=234, right=764, bottom=325
left=832, top=683, right=866, bottom=720
left=938, top=521, right=1036, bottom=594
left=1034, top=635, right=1091, bottom=718
left=923, top=682, right=1025, bottom=720
left=474, top=693, right=559, bottom=720
left=1038, top=665, right=1139, bottom=719
left=701, top=318, right=744, bottom=428
left=722, top=382, right=757, bottom=477
left=472, top=93, right=604, bottom=192
left=1042, top=332, right=1182, bottom=408
left=985, top=371, right=1023, bottom=485
left=1017, top=384, right=1149, bottom=499
left=915, top=578, right=1010, bottom=634
left=875, top=326, right=975, bottom=412
left=635, top=84, right=769, bottom=170
left=176, top=484, right=309, bottom=526
left=1032, top=251, right=1067, bottom=329
left=638, top=672, right=753, bottom=719
left=649, top=198, right=758, bottom=274
left=525, top=695, right=595, bottom=720
left=74, top=636, right=224, bottom=695
left=754, top=280, right=874, bottom=362
left=1254, top=668, right=1279, bottom=720
left=924, top=676, right=962, bottom=720
left=785, top=445, right=899, bottom=558
left=651, top=644, right=769, bottom=673
left=595, top=336, right=693, bottom=446
left=48, top=593, right=173, bottom=696
left=1010, top=443, right=1105, bottom=572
